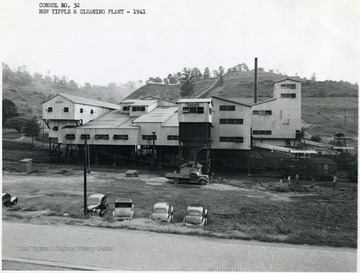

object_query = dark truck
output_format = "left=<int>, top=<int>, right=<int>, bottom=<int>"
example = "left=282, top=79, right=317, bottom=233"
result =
left=165, top=161, right=209, bottom=185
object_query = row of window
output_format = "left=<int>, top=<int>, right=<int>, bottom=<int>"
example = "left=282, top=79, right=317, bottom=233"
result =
left=219, top=105, right=235, bottom=111
left=219, top=118, right=243, bottom=124
left=182, top=107, right=204, bottom=114
left=253, top=110, right=272, bottom=115
left=132, top=106, right=146, bottom=112
left=253, top=130, right=272, bottom=135
left=281, top=93, right=296, bottom=98
left=65, top=134, right=179, bottom=141
left=47, top=107, right=94, bottom=114
left=280, top=84, right=296, bottom=89
left=219, top=136, right=243, bottom=143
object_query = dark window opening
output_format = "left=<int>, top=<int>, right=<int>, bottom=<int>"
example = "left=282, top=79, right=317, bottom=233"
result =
left=281, top=84, right=296, bottom=89
left=65, top=134, right=75, bottom=139
left=80, top=108, right=83, bottom=113
left=281, top=93, right=296, bottom=98
left=47, top=107, right=53, bottom=112
left=142, top=135, right=157, bottom=140
left=132, top=106, right=146, bottom=112
left=94, top=134, right=109, bottom=140
left=220, top=118, right=243, bottom=124
left=52, top=126, right=58, bottom=131
left=123, top=106, right=130, bottom=111
left=90, top=109, right=94, bottom=114
left=253, top=130, right=272, bottom=135
left=220, top=105, right=235, bottom=111
left=80, top=134, right=90, bottom=139
left=253, top=110, right=272, bottom=115
left=219, top=136, right=243, bottom=143
left=113, top=135, right=128, bottom=140
left=167, top=135, right=179, bottom=140
left=64, top=107, right=69, bottom=112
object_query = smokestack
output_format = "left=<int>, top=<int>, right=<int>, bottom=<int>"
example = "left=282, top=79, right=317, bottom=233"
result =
left=254, top=57, right=258, bottom=103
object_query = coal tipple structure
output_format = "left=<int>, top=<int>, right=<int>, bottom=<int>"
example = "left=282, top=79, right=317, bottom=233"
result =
left=43, top=78, right=303, bottom=173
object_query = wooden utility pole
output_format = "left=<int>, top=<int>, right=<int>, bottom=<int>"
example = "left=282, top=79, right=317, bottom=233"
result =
left=151, top=132, right=156, bottom=169
left=83, top=139, right=87, bottom=217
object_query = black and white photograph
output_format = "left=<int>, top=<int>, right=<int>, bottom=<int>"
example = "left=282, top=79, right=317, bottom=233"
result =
left=1, top=0, right=358, bottom=271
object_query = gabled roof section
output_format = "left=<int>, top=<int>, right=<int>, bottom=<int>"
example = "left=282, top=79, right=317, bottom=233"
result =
left=251, top=98, right=277, bottom=106
left=43, top=93, right=120, bottom=110
left=273, top=78, right=302, bottom=85
left=120, top=99, right=157, bottom=107
left=177, top=98, right=212, bottom=104
left=211, top=95, right=251, bottom=107
left=80, top=110, right=136, bottom=129
left=142, top=95, right=176, bottom=104
left=132, top=106, right=178, bottom=124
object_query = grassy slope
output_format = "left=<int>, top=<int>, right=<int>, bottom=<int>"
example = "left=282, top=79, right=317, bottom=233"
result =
left=124, top=79, right=216, bottom=101
left=3, top=70, right=358, bottom=138
left=2, top=82, right=129, bottom=117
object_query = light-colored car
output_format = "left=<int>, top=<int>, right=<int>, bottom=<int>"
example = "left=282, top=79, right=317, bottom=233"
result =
left=2, top=193, right=18, bottom=207
left=113, top=198, right=134, bottom=220
left=184, top=205, right=208, bottom=226
left=86, top=194, right=108, bottom=216
left=150, top=202, right=174, bottom=223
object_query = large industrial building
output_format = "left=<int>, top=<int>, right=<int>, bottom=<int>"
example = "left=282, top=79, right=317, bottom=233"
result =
left=43, top=78, right=303, bottom=173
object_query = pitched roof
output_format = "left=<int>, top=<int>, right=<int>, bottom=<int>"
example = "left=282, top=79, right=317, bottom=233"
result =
left=44, top=93, right=120, bottom=109
left=211, top=95, right=251, bottom=107
left=133, top=107, right=178, bottom=124
left=273, top=78, right=302, bottom=85
left=177, top=98, right=212, bottom=104
left=80, top=110, right=137, bottom=129
left=251, top=98, right=277, bottom=106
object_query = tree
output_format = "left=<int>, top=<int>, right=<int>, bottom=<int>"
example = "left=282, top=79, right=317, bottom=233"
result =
left=311, top=73, right=317, bottom=81
left=212, top=70, right=219, bottom=78
left=219, top=66, right=225, bottom=76
left=3, top=99, right=18, bottom=124
left=4, top=116, right=27, bottom=132
left=68, top=80, right=78, bottom=90
left=180, top=67, right=194, bottom=98
left=203, top=67, right=210, bottom=80
left=191, top=67, right=202, bottom=81
left=23, top=117, right=41, bottom=144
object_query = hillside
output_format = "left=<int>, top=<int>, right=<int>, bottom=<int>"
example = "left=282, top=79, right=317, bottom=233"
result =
left=2, top=63, right=136, bottom=118
left=2, top=66, right=358, bottom=139
left=124, top=79, right=216, bottom=101
left=125, top=71, right=358, bottom=139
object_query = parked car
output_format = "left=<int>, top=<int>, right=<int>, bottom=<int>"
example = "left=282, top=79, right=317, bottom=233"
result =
left=150, top=202, right=174, bottom=222
left=113, top=198, right=134, bottom=220
left=2, top=193, right=18, bottom=207
left=184, top=205, right=208, bottom=226
left=86, top=194, right=108, bottom=216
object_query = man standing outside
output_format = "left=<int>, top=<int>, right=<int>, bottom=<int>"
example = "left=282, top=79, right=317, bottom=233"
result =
left=332, top=174, right=338, bottom=190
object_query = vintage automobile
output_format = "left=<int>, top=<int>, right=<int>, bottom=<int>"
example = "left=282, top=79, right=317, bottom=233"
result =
left=184, top=205, right=208, bottom=226
left=150, top=202, right=174, bottom=223
left=2, top=193, right=18, bottom=207
left=86, top=194, right=108, bottom=216
left=112, top=198, right=134, bottom=220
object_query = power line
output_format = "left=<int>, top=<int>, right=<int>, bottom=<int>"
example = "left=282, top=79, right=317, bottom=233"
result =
left=2, top=74, right=35, bottom=102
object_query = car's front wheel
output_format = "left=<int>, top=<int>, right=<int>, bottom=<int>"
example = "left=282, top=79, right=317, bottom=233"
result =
left=199, top=179, right=208, bottom=185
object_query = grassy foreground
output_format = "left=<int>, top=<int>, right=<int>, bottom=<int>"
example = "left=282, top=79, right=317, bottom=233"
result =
left=2, top=165, right=357, bottom=248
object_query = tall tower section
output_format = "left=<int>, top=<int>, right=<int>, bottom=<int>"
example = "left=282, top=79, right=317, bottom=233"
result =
left=177, top=99, right=213, bottom=173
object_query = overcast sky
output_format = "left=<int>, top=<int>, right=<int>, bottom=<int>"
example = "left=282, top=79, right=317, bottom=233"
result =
left=1, top=0, right=359, bottom=86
